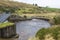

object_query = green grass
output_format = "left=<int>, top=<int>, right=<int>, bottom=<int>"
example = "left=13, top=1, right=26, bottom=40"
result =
left=36, top=25, right=60, bottom=40
left=16, top=6, right=60, bottom=15
left=0, top=22, right=14, bottom=29
left=0, top=0, right=60, bottom=13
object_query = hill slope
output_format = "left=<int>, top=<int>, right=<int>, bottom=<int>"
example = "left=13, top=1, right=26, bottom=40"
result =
left=0, top=0, right=60, bottom=13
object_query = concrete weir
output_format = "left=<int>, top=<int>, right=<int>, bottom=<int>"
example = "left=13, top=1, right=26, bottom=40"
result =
left=0, top=23, right=19, bottom=40
left=8, top=15, right=53, bottom=23
left=8, top=15, right=54, bottom=25
left=0, top=36, right=18, bottom=40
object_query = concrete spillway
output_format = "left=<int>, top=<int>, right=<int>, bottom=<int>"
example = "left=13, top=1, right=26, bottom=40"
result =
left=0, top=13, right=11, bottom=23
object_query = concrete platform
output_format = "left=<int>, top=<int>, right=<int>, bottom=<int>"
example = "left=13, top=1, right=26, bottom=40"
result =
left=0, top=34, right=19, bottom=40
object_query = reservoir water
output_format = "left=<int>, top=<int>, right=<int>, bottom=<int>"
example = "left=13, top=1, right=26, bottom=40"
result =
left=16, top=19, right=51, bottom=40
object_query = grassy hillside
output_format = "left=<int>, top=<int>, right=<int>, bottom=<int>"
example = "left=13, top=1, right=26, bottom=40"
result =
left=0, top=0, right=60, bottom=13
left=0, top=0, right=35, bottom=8
left=36, top=25, right=60, bottom=40
left=0, top=0, right=35, bottom=13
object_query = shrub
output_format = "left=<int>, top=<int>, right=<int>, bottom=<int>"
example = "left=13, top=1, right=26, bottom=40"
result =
left=54, top=15, right=60, bottom=24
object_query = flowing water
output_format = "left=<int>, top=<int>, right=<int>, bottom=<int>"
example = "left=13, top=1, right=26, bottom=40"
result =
left=16, top=19, right=51, bottom=40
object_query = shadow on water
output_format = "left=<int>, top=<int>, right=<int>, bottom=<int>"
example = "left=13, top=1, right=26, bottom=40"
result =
left=16, top=19, right=51, bottom=40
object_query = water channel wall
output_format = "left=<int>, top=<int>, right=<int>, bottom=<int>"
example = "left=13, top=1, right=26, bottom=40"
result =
left=0, top=24, right=16, bottom=38
left=8, top=15, right=55, bottom=24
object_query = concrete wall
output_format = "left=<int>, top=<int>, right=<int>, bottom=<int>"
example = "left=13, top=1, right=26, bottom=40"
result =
left=0, top=29, right=1, bottom=37
left=0, top=24, right=16, bottom=38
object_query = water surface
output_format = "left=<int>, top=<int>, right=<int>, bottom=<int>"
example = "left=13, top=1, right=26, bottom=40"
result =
left=16, top=19, right=51, bottom=40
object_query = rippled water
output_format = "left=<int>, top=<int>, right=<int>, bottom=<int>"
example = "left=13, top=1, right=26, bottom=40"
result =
left=16, top=19, right=51, bottom=40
